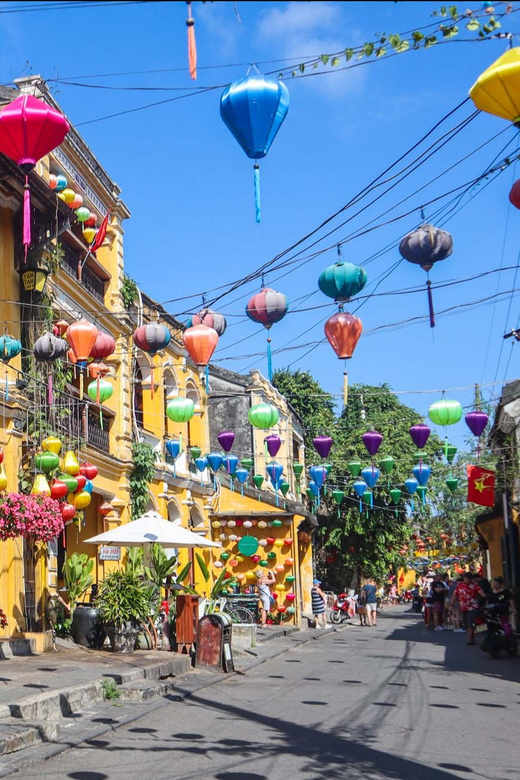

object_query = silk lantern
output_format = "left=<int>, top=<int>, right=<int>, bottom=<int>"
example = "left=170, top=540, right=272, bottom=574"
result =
left=220, top=70, right=289, bottom=222
left=80, top=462, right=98, bottom=480
left=399, top=224, right=453, bottom=327
left=265, top=434, right=281, bottom=458
left=409, top=424, right=431, bottom=449
left=90, top=331, right=115, bottom=360
left=428, top=399, right=462, bottom=427
left=50, top=479, right=68, bottom=500
left=133, top=323, right=171, bottom=397
left=191, top=308, right=227, bottom=336
left=67, top=320, right=98, bottom=398
left=217, top=431, right=235, bottom=453
left=0, top=94, right=69, bottom=259
left=248, top=403, right=279, bottom=430
left=363, top=431, right=383, bottom=457
left=33, top=331, right=68, bottom=404
left=183, top=325, right=218, bottom=370
left=319, top=261, right=367, bottom=302
left=42, top=436, right=61, bottom=455
left=87, top=379, right=113, bottom=429
left=324, top=311, right=362, bottom=406
left=469, top=47, right=520, bottom=127
left=166, top=398, right=195, bottom=423
left=246, top=288, right=288, bottom=379
left=31, top=473, right=51, bottom=496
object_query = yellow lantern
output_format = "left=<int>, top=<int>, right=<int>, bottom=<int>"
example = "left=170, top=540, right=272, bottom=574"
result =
left=274, top=539, right=284, bottom=548
left=469, top=48, right=520, bottom=126
left=31, top=474, right=51, bottom=496
left=83, top=227, right=96, bottom=244
left=0, top=465, right=7, bottom=492
left=62, top=450, right=80, bottom=476
left=74, top=491, right=92, bottom=510
left=211, top=521, right=221, bottom=529
left=58, top=188, right=76, bottom=204
left=245, top=570, right=256, bottom=581
left=275, top=584, right=285, bottom=592
left=42, top=436, right=62, bottom=455
left=236, top=555, right=244, bottom=563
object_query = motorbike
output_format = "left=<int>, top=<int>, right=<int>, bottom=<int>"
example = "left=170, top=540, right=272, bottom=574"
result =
left=330, top=593, right=351, bottom=624
left=476, top=606, right=518, bottom=659
left=411, top=589, right=423, bottom=613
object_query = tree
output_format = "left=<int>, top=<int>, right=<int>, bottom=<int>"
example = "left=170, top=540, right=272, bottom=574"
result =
left=272, top=369, right=335, bottom=447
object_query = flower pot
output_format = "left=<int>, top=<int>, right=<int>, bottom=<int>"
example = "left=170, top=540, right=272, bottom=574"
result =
left=71, top=604, right=106, bottom=649
left=104, top=621, right=140, bottom=654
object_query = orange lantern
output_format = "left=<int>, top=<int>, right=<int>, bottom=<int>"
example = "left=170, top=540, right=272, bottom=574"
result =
left=324, top=311, right=362, bottom=359
left=66, top=319, right=98, bottom=397
left=54, top=319, right=69, bottom=337
left=98, top=501, right=113, bottom=516
left=183, top=324, right=219, bottom=366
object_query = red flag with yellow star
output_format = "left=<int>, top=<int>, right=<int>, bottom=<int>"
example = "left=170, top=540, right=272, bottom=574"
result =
left=467, top=465, right=495, bottom=507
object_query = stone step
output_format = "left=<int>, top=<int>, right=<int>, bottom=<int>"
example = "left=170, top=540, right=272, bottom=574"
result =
left=0, top=639, right=36, bottom=660
left=0, top=718, right=59, bottom=757
left=117, top=679, right=177, bottom=702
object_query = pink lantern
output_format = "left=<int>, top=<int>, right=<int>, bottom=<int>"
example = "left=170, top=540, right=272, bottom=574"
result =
left=286, top=592, right=296, bottom=601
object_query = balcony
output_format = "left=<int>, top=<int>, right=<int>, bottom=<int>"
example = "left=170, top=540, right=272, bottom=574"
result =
left=49, top=399, right=111, bottom=454
left=61, top=243, right=106, bottom=304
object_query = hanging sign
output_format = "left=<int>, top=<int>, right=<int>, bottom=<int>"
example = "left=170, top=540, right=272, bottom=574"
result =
left=99, top=546, right=121, bottom=561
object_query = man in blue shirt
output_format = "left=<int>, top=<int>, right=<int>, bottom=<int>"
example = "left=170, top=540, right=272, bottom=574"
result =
left=361, top=578, right=378, bottom=627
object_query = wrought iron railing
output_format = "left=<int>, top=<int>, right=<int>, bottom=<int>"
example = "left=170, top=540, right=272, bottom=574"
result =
left=61, top=244, right=106, bottom=303
left=50, top=400, right=111, bottom=454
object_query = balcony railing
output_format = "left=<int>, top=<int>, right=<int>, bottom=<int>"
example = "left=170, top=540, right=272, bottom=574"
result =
left=61, top=244, right=106, bottom=304
left=49, top=401, right=111, bottom=454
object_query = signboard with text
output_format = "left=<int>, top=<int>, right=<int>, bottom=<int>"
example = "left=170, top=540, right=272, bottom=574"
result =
left=99, top=546, right=121, bottom=561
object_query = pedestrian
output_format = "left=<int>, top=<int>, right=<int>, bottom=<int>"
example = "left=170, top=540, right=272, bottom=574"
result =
left=447, top=576, right=463, bottom=632
left=423, top=579, right=434, bottom=628
left=431, top=574, right=447, bottom=631
left=487, top=576, right=517, bottom=637
left=361, top=577, right=378, bottom=627
left=452, top=572, right=485, bottom=645
left=311, top=579, right=331, bottom=629
left=255, top=569, right=276, bottom=627
left=355, top=592, right=368, bottom=626
left=389, top=584, right=398, bottom=606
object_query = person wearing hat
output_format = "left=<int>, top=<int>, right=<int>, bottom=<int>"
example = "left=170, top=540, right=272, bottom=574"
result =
left=255, top=569, right=276, bottom=627
left=311, top=579, right=330, bottom=629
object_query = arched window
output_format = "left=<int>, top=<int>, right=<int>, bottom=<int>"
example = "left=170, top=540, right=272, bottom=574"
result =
left=186, top=383, right=200, bottom=448
left=134, top=355, right=152, bottom=431
left=190, top=504, right=205, bottom=529
left=164, top=369, right=178, bottom=434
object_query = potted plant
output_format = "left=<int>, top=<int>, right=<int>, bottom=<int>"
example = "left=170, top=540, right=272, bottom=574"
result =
left=63, top=553, right=106, bottom=649
left=96, top=570, right=150, bottom=654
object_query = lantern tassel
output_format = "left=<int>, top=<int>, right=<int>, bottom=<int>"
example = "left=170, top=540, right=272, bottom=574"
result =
left=426, top=278, right=435, bottom=328
left=48, top=370, right=53, bottom=405
left=4, top=371, right=8, bottom=403
left=267, top=336, right=272, bottom=381
left=79, top=370, right=84, bottom=400
left=205, top=365, right=209, bottom=394
left=343, top=369, right=348, bottom=408
left=186, top=1, right=197, bottom=80
left=254, top=163, right=261, bottom=223
left=23, top=176, right=31, bottom=261
left=96, top=376, right=100, bottom=405
left=100, top=408, right=103, bottom=430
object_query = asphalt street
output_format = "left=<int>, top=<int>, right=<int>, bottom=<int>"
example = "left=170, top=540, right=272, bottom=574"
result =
left=16, top=607, right=520, bottom=780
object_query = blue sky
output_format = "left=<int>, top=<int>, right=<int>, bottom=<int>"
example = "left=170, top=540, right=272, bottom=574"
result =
left=1, top=0, right=520, bottom=447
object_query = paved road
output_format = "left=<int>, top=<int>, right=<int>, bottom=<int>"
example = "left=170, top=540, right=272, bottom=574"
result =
left=19, top=608, right=520, bottom=780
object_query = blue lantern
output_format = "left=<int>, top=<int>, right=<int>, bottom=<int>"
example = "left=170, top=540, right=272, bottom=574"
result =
left=223, top=455, right=239, bottom=476
left=412, top=463, right=431, bottom=487
left=353, top=479, right=367, bottom=513
left=309, top=465, right=327, bottom=490
left=220, top=69, right=290, bottom=223
left=195, top=456, right=207, bottom=486
left=361, top=466, right=381, bottom=489
left=266, top=461, right=283, bottom=485
left=207, top=452, right=224, bottom=472
left=405, top=477, right=419, bottom=511
left=308, top=481, right=319, bottom=497
left=235, top=467, right=249, bottom=496
left=84, top=479, right=94, bottom=495
left=165, top=439, right=181, bottom=460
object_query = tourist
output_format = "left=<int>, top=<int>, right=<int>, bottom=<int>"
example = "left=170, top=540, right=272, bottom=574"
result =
left=431, top=574, right=447, bottom=631
left=361, top=578, right=378, bottom=627
left=452, top=572, right=485, bottom=645
left=488, top=576, right=517, bottom=637
left=255, top=569, right=276, bottom=628
left=447, top=576, right=464, bottom=632
left=311, top=579, right=331, bottom=629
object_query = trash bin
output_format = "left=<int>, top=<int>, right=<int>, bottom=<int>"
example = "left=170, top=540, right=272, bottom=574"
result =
left=175, top=594, right=199, bottom=654
left=196, top=613, right=234, bottom=672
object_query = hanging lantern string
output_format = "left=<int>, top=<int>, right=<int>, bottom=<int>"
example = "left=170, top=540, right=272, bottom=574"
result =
left=426, top=272, right=435, bottom=329
left=254, top=163, right=261, bottom=224
left=186, top=1, right=197, bottom=80
left=23, top=175, right=31, bottom=262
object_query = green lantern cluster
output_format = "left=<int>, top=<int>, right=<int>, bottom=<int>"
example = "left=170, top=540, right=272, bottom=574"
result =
left=35, top=451, right=60, bottom=473
left=253, top=474, right=264, bottom=489
left=347, top=461, right=362, bottom=477
left=248, top=403, right=279, bottom=430
left=293, top=462, right=304, bottom=478
left=189, top=446, right=202, bottom=460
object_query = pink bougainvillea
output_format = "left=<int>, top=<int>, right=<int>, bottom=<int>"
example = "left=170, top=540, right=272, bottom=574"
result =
left=0, top=493, right=64, bottom=543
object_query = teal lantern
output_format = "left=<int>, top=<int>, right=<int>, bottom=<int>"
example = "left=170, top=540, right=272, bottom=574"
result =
left=273, top=519, right=283, bottom=527
left=0, top=335, right=21, bottom=363
left=428, top=399, right=462, bottom=426
left=318, top=261, right=367, bottom=302
left=167, top=397, right=195, bottom=423
left=248, top=402, right=279, bottom=429
left=238, top=536, right=259, bottom=556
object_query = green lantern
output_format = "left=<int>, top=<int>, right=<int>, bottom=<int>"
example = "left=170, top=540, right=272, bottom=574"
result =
left=332, top=490, right=345, bottom=505
left=87, top=378, right=113, bottom=404
left=166, top=398, right=195, bottom=423
left=253, top=474, right=264, bottom=489
left=280, top=481, right=290, bottom=497
left=428, top=399, right=463, bottom=426
left=59, top=473, right=78, bottom=493
left=241, top=458, right=254, bottom=469
left=248, top=403, right=279, bottom=430
left=306, top=487, right=314, bottom=498
left=347, top=461, right=362, bottom=477
left=267, top=551, right=277, bottom=559
left=221, top=552, right=230, bottom=561
left=35, top=451, right=60, bottom=473
left=260, top=559, right=269, bottom=567
left=189, top=446, right=202, bottom=460
left=444, top=444, right=457, bottom=464
left=362, top=491, right=373, bottom=506
left=273, top=519, right=282, bottom=527
left=323, top=463, right=332, bottom=475
left=416, top=486, right=427, bottom=505
left=389, top=488, right=401, bottom=504
left=293, top=462, right=304, bottom=479
left=413, top=450, right=427, bottom=464
left=380, top=456, right=395, bottom=475
left=446, top=477, right=458, bottom=492
left=286, top=575, right=296, bottom=583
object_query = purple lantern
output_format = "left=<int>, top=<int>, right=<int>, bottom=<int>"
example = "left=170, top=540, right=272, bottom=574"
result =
left=409, top=424, right=431, bottom=449
left=313, top=435, right=333, bottom=459
left=362, top=431, right=383, bottom=456
left=465, top=411, right=488, bottom=438
left=264, top=434, right=281, bottom=458
left=217, top=431, right=235, bottom=453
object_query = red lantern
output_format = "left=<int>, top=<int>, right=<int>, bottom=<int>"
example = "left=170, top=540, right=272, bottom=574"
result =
left=0, top=95, right=69, bottom=259
left=54, top=319, right=69, bottom=337
left=183, top=325, right=218, bottom=366
left=98, top=501, right=113, bottom=516
left=50, top=479, right=68, bottom=500
left=85, top=212, right=97, bottom=228
left=0, top=449, right=3, bottom=465
left=75, top=474, right=87, bottom=493
left=80, top=462, right=98, bottom=481
left=324, top=312, right=362, bottom=359
left=61, top=503, right=76, bottom=522
left=90, top=332, right=115, bottom=360
left=266, top=537, right=275, bottom=545
left=510, top=179, right=520, bottom=209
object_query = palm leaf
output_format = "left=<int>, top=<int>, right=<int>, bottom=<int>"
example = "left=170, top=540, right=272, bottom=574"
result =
left=195, top=553, right=210, bottom=583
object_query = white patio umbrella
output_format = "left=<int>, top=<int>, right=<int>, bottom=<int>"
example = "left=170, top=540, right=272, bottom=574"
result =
left=84, top=510, right=221, bottom=549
